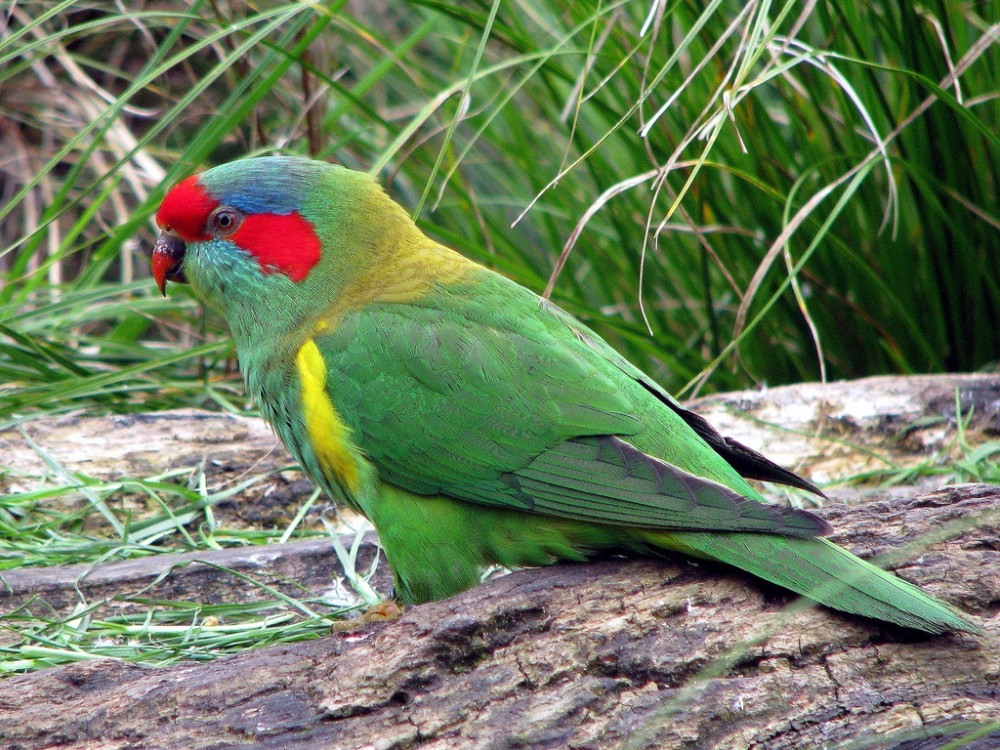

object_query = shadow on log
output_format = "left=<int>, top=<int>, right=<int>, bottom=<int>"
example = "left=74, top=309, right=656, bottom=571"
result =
left=0, top=485, right=997, bottom=750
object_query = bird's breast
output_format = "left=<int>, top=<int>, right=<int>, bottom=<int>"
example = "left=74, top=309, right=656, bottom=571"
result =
left=293, top=338, right=363, bottom=497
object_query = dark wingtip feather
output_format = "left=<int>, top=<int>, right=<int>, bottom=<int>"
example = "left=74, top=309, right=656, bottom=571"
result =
left=641, top=382, right=827, bottom=499
left=722, top=436, right=828, bottom=499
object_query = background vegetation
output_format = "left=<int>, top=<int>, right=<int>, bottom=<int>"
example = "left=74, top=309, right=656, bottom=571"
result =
left=1, top=0, right=998, bottom=672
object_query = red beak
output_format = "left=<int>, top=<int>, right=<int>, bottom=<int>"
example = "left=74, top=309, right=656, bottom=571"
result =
left=152, top=232, right=188, bottom=296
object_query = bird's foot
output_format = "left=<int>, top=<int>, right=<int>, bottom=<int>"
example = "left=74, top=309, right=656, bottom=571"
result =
left=330, top=599, right=403, bottom=632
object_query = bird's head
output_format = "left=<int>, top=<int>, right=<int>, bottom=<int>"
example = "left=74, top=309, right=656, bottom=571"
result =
left=152, top=156, right=348, bottom=300
left=154, top=155, right=403, bottom=327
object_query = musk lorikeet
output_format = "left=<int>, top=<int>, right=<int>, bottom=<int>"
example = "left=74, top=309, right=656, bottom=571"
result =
left=151, top=156, right=978, bottom=634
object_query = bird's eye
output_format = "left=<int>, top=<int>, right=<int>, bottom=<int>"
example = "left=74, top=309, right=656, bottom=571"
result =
left=209, top=207, right=242, bottom=236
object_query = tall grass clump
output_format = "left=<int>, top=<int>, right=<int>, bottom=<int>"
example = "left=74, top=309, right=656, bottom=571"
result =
left=2, top=1, right=997, bottom=422
left=0, top=0, right=997, bottom=670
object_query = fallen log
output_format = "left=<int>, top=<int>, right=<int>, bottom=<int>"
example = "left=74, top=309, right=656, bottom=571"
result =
left=1, top=375, right=999, bottom=748
left=0, top=485, right=996, bottom=750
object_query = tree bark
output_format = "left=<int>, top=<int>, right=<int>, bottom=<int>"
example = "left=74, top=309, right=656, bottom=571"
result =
left=0, top=376, right=998, bottom=749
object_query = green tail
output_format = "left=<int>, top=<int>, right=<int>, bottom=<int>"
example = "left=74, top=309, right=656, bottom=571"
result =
left=646, top=530, right=981, bottom=634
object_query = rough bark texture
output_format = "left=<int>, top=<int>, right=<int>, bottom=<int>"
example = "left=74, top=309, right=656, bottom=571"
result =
left=1, top=375, right=998, bottom=749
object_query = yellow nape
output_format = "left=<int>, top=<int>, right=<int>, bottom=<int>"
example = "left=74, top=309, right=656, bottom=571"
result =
left=296, top=338, right=361, bottom=496
left=310, top=236, right=481, bottom=336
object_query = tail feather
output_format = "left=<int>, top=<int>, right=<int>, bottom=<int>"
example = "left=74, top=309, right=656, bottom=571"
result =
left=644, top=531, right=981, bottom=634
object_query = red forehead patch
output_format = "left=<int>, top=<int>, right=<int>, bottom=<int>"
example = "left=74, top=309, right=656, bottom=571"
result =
left=156, top=175, right=217, bottom=241
left=231, top=212, right=321, bottom=282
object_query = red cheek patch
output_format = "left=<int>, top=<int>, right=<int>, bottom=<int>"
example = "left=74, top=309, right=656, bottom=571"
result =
left=156, top=175, right=216, bottom=241
left=231, top=212, right=321, bottom=282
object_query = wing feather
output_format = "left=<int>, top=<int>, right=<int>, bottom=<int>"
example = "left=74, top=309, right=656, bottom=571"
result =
left=509, top=436, right=831, bottom=536
left=317, top=273, right=828, bottom=538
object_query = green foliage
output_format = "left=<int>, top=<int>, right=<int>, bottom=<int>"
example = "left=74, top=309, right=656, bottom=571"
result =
left=2, top=1, right=998, bottom=423
left=0, top=0, right=997, bottom=671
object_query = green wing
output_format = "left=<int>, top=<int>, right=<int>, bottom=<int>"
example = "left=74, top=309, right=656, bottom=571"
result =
left=540, top=297, right=827, bottom=497
left=320, top=271, right=827, bottom=537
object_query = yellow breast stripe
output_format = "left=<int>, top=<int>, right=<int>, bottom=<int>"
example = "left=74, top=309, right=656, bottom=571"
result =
left=295, top=338, right=361, bottom=496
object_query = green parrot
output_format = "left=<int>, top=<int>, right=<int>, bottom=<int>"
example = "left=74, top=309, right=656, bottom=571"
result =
left=151, top=156, right=978, bottom=633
